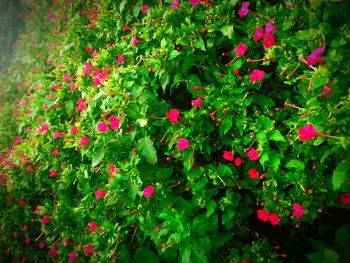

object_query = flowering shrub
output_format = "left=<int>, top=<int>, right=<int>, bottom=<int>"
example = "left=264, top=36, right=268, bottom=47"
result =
left=1, top=0, right=350, bottom=262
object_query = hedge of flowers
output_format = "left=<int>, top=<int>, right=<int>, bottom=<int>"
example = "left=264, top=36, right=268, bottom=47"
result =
left=1, top=0, right=350, bottom=262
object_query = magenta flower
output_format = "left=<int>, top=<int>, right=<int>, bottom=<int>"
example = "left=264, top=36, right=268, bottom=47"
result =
left=306, top=47, right=324, bottom=66
left=39, top=241, right=45, bottom=249
left=84, top=62, right=92, bottom=76
left=191, top=97, right=202, bottom=108
left=70, top=125, right=79, bottom=133
left=93, top=78, right=101, bottom=87
left=76, top=98, right=86, bottom=112
left=88, top=221, right=99, bottom=232
left=235, top=43, right=248, bottom=56
left=298, top=123, right=317, bottom=141
left=268, top=213, right=281, bottom=225
left=249, top=69, right=265, bottom=83
left=70, top=82, right=75, bottom=92
left=54, top=131, right=62, bottom=139
left=189, top=0, right=200, bottom=6
left=132, top=36, right=140, bottom=46
left=117, top=54, right=125, bottom=63
left=42, top=216, right=50, bottom=225
left=49, top=247, right=57, bottom=257
left=143, top=185, right=155, bottom=198
left=292, top=203, right=304, bottom=218
left=177, top=138, right=189, bottom=150
left=262, top=34, right=275, bottom=49
left=95, top=188, right=105, bottom=199
left=123, top=23, right=131, bottom=31
left=238, top=1, right=249, bottom=18
left=80, top=136, right=89, bottom=147
left=17, top=199, right=25, bottom=205
left=68, top=251, right=78, bottom=262
left=166, top=108, right=180, bottom=123
left=63, top=73, right=71, bottom=82
left=253, top=27, right=265, bottom=41
left=38, top=123, right=49, bottom=135
left=84, top=242, right=94, bottom=256
left=171, top=0, right=180, bottom=9
left=97, top=121, right=109, bottom=132
left=108, top=116, right=121, bottom=130
left=49, top=170, right=58, bottom=177
left=52, top=148, right=59, bottom=156
left=140, top=4, right=149, bottom=14
left=247, top=148, right=259, bottom=160
left=265, top=19, right=276, bottom=34
left=24, top=236, right=31, bottom=245
left=321, top=85, right=332, bottom=94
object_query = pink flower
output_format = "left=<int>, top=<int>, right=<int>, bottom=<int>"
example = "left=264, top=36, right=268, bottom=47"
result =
left=298, top=124, right=317, bottom=141
left=109, top=163, right=115, bottom=177
left=42, top=216, right=50, bottom=225
left=257, top=209, right=269, bottom=222
left=123, top=23, right=131, bottom=31
left=95, top=188, right=105, bottom=199
left=234, top=157, right=243, bottom=167
left=189, top=0, right=200, bottom=6
left=223, top=150, right=234, bottom=161
left=143, top=185, right=154, bottom=198
left=339, top=193, right=350, bottom=205
left=13, top=231, right=18, bottom=239
left=93, top=78, right=101, bottom=87
left=68, top=251, right=78, bottom=262
left=49, top=247, right=57, bottom=257
left=166, top=109, right=180, bottom=123
left=265, top=19, right=276, bottom=34
left=235, top=43, right=248, bottom=56
left=63, top=73, right=71, bottom=82
left=49, top=170, right=58, bottom=177
left=268, top=213, right=281, bottom=225
left=140, top=4, right=149, bottom=14
left=117, top=54, right=125, bottom=63
left=52, top=149, right=59, bottom=156
left=108, top=116, right=120, bottom=130
left=80, top=136, right=89, bottom=147
left=88, top=221, right=99, bottom=232
left=238, top=1, right=249, bottom=18
left=321, top=85, right=332, bottom=94
left=39, top=241, right=45, bottom=249
left=97, top=121, right=109, bottom=132
left=70, top=125, right=79, bottom=133
left=191, top=97, right=202, bottom=108
left=24, top=236, right=31, bottom=245
left=253, top=27, right=265, bottom=41
left=70, top=82, right=75, bottom=92
left=248, top=168, right=259, bottom=179
left=193, top=85, right=200, bottom=90
left=177, top=138, right=189, bottom=150
left=76, top=98, right=86, bottom=111
left=84, top=62, right=92, bottom=76
left=262, top=34, right=275, bottom=49
left=84, top=242, right=94, bottom=256
left=292, top=203, right=304, bottom=218
left=38, top=123, right=49, bottom=135
left=249, top=69, right=265, bottom=83
left=171, top=0, right=180, bottom=9
left=53, top=131, right=62, bottom=139
left=98, top=69, right=108, bottom=80
left=247, top=148, right=259, bottom=160
left=132, top=36, right=140, bottom=46
left=307, top=47, right=324, bottom=66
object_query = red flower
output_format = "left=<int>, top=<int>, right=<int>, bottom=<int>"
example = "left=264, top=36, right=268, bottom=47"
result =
left=68, top=251, right=78, bottom=262
left=177, top=138, right=189, bottom=150
left=262, top=34, right=275, bottom=49
left=123, top=23, right=131, bottom=31
left=292, top=203, right=304, bottom=218
left=39, top=241, right=45, bottom=249
left=24, top=236, right=31, bottom=245
left=117, top=54, right=125, bottom=63
left=257, top=209, right=269, bottom=222
left=95, top=188, right=106, bottom=199
left=86, top=47, right=93, bottom=53
left=166, top=108, right=180, bottom=123
left=143, top=185, right=154, bottom=198
left=247, top=148, right=259, bottom=160
left=268, top=213, right=281, bottom=225
left=238, top=1, right=249, bottom=18
left=84, top=242, right=94, bottom=256
left=249, top=69, right=265, bottom=83
left=234, top=157, right=243, bottom=167
left=298, top=124, right=317, bottom=141
left=108, top=116, right=120, bottom=130
left=109, top=163, right=115, bottom=177
left=248, top=168, right=259, bottom=179
left=97, top=121, right=109, bottom=132
left=42, top=216, right=50, bottom=225
left=233, top=69, right=239, bottom=75
left=321, top=85, right=332, bottom=94
left=49, top=170, right=58, bottom=177
left=235, top=43, right=248, bottom=56
left=49, top=247, right=57, bottom=257
left=191, top=97, right=202, bottom=108
left=140, top=4, right=149, bottom=14
left=17, top=199, right=25, bottom=205
left=253, top=27, right=265, bottom=41
left=52, top=148, right=59, bottom=156
left=88, top=221, right=99, bottom=232
left=339, top=193, right=350, bottom=205
left=223, top=150, right=234, bottom=161
left=80, top=136, right=89, bottom=147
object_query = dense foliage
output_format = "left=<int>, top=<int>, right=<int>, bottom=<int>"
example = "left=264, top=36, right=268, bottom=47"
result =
left=1, top=0, right=350, bottom=262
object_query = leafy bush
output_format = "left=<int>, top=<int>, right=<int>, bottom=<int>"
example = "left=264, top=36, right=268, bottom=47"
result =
left=1, top=0, right=350, bottom=262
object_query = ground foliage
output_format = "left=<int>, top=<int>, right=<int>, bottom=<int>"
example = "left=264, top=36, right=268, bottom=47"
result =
left=0, top=0, right=350, bottom=262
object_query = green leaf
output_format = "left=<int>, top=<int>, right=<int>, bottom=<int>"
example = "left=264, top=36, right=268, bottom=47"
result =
left=332, top=162, right=349, bottom=190
left=92, top=150, right=105, bottom=167
left=126, top=102, right=143, bottom=119
left=219, top=117, right=233, bottom=135
left=192, top=177, right=208, bottom=191
left=194, top=36, right=206, bottom=51
left=269, top=130, right=285, bottom=142
left=206, top=200, right=216, bottom=217
left=169, top=50, right=181, bottom=60
left=180, top=245, right=191, bottom=263
left=220, top=25, right=234, bottom=40
left=269, top=151, right=283, bottom=171
left=65, top=100, right=73, bottom=114
left=134, top=247, right=159, bottom=263
left=139, top=136, right=157, bottom=164
left=286, top=159, right=305, bottom=170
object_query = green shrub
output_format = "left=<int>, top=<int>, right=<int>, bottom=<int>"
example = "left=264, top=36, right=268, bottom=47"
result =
left=1, top=0, right=350, bottom=262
